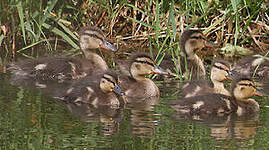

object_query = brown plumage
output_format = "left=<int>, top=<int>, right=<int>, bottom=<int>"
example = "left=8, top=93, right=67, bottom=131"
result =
left=8, top=26, right=117, bottom=82
left=158, top=30, right=219, bottom=79
left=233, top=53, right=269, bottom=93
left=168, top=77, right=263, bottom=116
left=180, top=59, right=233, bottom=98
left=58, top=71, right=124, bottom=108
left=233, top=53, right=269, bottom=80
left=118, top=53, right=168, bottom=100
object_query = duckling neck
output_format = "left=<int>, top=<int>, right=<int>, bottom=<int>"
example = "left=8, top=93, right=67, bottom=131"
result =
left=212, top=80, right=230, bottom=96
left=84, top=51, right=108, bottom=71
left=132, top=75, right=160, bottom=97
left=188, top=54, right=206, bottom=76
left=236, top=98, right=259, bottom=115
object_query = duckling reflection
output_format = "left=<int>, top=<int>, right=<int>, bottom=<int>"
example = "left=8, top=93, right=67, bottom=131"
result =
left=63, top=102, right=123, bottom=136
left=125, top=96, right=160, bottom=138
left=170, top=110, right=260, bottom=140
left=209, top=113, right=260, bottom=140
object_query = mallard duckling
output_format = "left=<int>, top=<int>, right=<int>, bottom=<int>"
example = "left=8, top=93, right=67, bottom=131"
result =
left=158, top=29, right=218, bottom=79
left=8, top=26, right=116, bottom=82
left=118, top=53, right=168, bottom=99
left=59, top=71, right=125, bottom=108
left=168, top=77, right=263, bottom=116
left=180, top=59, right=233, bottom=98
left=232, top=53, right=269, bottom=80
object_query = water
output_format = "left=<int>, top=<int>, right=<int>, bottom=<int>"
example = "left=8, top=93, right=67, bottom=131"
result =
left=0, top=73, right=269, bottom=149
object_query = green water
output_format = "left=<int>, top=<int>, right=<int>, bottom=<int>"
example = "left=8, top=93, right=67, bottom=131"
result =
left=0, top=73, right=269, bottom=150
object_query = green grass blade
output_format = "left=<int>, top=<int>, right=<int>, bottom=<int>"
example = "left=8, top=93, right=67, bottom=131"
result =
left=42, top=23, right=79, bottom=49
left=231, top=0, right=240, bottom=45
left=53, top=17, right=79, bottom=41
left=16, top=1, right=26, bottom=44
left=17, top=40, right=45, bottom=52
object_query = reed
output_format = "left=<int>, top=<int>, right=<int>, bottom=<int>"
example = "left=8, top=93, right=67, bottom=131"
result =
left=0, top=0, right=267, bottom=78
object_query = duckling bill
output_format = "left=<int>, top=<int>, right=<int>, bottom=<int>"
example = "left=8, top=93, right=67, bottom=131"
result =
left=119, top=53, right=168, bottom=100
left=180, top=59, right=233, bottom=98
left=8, top=26, right=117, bottom=83
left=58, top=71, right=125, bottom=108
left=169, top=77, right=263, bottom=116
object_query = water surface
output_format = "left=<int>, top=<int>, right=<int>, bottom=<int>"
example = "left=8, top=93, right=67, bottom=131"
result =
left=0, top=73, right=269, bottom=149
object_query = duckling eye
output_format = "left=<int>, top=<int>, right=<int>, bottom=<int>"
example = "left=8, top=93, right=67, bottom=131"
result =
left=248, top=83, right=253, bottom=87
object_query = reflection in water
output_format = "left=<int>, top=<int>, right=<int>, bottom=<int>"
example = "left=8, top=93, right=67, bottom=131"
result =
left=8, top=72, right=72, bottom=98
left=62, top=102, right=123, bottom=136
left=1, top=71, right=269, bottom=149
left=125, top=96, right=159, bottom=138
left=171, top=111, right=261, bottom=141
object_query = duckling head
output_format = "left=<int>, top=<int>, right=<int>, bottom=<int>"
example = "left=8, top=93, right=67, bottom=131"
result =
left=211, top=60, right=233, bottom=82
left=129, top=54, right=168, bottom=80
left=79, top=26, right=117, bottom=53
left=232, top=77, right=263, bottom=101
left=181, top=30, right=218, bottom=58
left=100, top=72, right=125, bottom=96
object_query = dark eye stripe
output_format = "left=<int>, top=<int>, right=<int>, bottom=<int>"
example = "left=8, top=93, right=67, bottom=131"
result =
left=213, top=65, right=229, bottom=73
left=191, top=36, right=205, bottom=40
left=239, top=83, right=255, bottom=88
left=81, top=33, right=104, bottom=42
left=103, top=76, right=115, bottom=86
left=134, top=60, right=154, bottom=67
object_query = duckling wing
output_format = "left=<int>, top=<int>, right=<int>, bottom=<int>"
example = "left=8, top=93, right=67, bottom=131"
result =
left=116, top=60, right=131, bottom=76
left=168, top=94, right=236, bottom=115
left=62, top=82, right=99, bottom=103
left=233, top=55, right=269, bottom=79
left=9, top=56, right=88, bottom=81
left=179, top=80, right=212, bottom=98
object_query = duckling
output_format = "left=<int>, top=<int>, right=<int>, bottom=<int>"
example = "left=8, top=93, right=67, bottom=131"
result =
left=118, top=53, right=168, bottom=99
left=58, top=71, right=125, bottom=108
left=232, top=53, right=269, bottom=80
left=168, top=77, right=263, bottom=116
left=180, top=59, right=233, bottom=98
left=158, top=29, right=218, bottom=79
left=8, top=26, right=117, bottom=82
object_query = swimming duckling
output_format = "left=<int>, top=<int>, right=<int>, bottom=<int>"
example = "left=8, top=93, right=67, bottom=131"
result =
left=180, top=59, right=233, bottom=98
left=59, top=71, right=125, bottom=108
left=8, top=26, right=117, bottom=82
left=158, top=29, right=219, bottom=79
left=118, top=53, right=168, bottom=99
left=168, top=77, right=263, bottom=116
left=232, top=53, right=269, bottom=80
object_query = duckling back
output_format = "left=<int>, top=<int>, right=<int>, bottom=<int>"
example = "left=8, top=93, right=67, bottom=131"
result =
left=233, top=54, right=269, bottom=80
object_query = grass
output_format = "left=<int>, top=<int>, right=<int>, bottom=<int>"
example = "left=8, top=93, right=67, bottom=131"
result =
left=0, top=0, right=268, bottom=79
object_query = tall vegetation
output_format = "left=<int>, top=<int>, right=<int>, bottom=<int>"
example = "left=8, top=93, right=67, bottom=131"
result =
left=0, top=0, right=268, bottom=78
